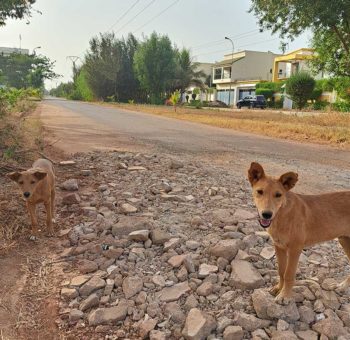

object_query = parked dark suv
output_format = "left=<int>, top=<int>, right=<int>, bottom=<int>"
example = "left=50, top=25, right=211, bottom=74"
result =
left=236, top=95, right=267, bottom=109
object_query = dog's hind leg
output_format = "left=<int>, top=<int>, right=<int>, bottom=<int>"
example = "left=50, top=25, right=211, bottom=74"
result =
left=334, top=236, right=350, bottom=291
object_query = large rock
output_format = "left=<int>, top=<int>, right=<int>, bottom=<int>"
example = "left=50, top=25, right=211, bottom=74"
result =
left=209, top=239, right=242, bottom=261
left=79, top=276, right=106, bottom=297
left=60, top=178, right=78, bottom=191
left=182, top=308, right=216, bottom=340
left=233, top=208, right=256, bottom=221
left=312, top=309, right=347, bottom=338
left=212, top=209, right=235, bottom=225
left=223, top=326, right=244, bottom=340
left=112, top=216, right=152, bottom=237
left=252, top=289, right=300, bottom=322
left=151, top=228, right=170, bottom=245
left=88, top=301, right=128, bottom=326
left=157, top=281, right=191, bottom=302
left=128, top=230, right=150, bottom=242
left=229, top=260, right=264, bottom=290
left=79, top=293, right=99, bottom=311
left=233, top=311, right=271, bottom=332
left=122, top=276, right=143, bottom=298
left=62, top=193, right=81, bottom=205
left=77, top=259, right=98, bottom=274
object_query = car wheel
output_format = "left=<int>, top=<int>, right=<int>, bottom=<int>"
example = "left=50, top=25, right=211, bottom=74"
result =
left=237, top=105, right=241, bottom=109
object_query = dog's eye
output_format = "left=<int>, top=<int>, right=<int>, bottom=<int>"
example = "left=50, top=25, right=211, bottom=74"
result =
left=30, top=180, right=36, bottom=184
left=18, top=181, right=24, bottom=184
left=257, top=190, right=263, bottom=195
left=275, top=192, right=282, bottom=198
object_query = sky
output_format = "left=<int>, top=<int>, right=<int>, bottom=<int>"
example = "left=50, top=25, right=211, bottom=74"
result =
left=0, top=0, right=310, bottom=89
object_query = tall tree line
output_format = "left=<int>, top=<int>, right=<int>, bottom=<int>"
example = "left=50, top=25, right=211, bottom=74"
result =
left=52, top=32, right=204, bottom=104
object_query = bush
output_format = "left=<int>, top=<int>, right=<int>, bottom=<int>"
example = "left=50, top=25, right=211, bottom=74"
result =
left=332, top=101, right=350, bottom=112
left=311, top=100, right=329, bottom=110
left=286, top=72, right=315, bottom=109
left=255, top=88, right=274, bottom=101
left=256, top=81, right=285, bottom=92
left=189, top=100, right=202, bottom=109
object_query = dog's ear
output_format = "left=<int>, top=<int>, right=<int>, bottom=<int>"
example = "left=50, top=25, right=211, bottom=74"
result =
left=279, top=172, right=298, bottom=191
left=7, top=172, right=21, bottom=182
left=248, top=162, right=265, bottom=186
left=33, top=170, right=47, bottom=181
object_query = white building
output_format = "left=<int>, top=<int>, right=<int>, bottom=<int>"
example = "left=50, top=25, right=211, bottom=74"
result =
left=0, top=47, right=29, bottom=56
left=212, top=50, right=282, bottom=106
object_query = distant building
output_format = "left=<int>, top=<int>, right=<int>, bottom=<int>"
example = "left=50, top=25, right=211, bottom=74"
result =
left=212, top=50, right=281, bottom=106
left=0, top=47, right=29, bottom=56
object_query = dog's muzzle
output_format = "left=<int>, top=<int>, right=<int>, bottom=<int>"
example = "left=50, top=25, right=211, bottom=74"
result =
left=259, top=218, right=272, bottom=228
left=23, top=192, right=30, bottom=198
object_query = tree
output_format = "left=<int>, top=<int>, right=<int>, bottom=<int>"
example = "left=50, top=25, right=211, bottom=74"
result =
left=174, top=48, right=205, bottom=93
left=84, top=33, right=141, bottom=101
left=286, top=72, right=315, bottom=109
left=0, top=0, right=36, bottom=26
left=249, top=0, right=350, bottom=76
left=0, top=53, right=59, bottom=89
left=134, top=32, right=177, bottom=104
left=169, top=90, right=181, bottom=112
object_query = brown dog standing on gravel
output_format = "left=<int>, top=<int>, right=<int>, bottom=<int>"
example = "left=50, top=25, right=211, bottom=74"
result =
left=8, top=158, right=56, bottom=239
left=248, top=162, right=350, bottom=304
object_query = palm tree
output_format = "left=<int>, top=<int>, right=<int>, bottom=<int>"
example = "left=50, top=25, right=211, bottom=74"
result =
left=174, top=48, right=205, bottom=94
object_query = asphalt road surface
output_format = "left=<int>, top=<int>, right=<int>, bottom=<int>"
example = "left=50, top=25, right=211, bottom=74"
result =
left=41, top=98, right=350, bottom=193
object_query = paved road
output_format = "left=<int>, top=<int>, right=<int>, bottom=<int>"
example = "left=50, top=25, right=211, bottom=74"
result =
left=42, top=98, right=350, bottom=193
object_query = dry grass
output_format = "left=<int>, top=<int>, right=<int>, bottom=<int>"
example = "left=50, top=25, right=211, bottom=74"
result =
left=107, top=103, right=350, bottom=147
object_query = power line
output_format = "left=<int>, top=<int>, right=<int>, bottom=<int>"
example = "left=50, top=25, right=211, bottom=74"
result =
left=192, top=31, right=260, bottom=52
left=133, top=0, right=180, bottom=33
left=191, top=29, right=260, bottom=50
left=107, top=0, right=141, bottom=32
left=113, top=0, right=157, bottom=35
left=193, top=37, right=279, bottom=59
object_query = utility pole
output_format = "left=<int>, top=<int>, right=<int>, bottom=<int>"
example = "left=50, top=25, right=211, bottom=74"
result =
left=66, top=56, right=81, bottom=81
left=225, top=37, right=234, bottom=107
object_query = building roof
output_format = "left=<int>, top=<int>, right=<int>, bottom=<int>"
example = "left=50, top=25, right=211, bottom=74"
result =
left=0, top=47, right=29, bottom=55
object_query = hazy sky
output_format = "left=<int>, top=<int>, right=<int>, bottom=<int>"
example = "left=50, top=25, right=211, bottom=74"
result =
left=1, top=0, right=309, bottom=88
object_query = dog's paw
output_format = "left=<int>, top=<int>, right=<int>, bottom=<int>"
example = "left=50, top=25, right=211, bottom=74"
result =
left=29, top=235, right=38, bottom=241
left=275, top=292, right=294, bottom=305
left=269, top=284, right=282, bottom=296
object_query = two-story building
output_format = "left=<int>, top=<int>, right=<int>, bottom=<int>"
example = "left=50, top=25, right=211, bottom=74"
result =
left=212, top=50, right=282, bottom=106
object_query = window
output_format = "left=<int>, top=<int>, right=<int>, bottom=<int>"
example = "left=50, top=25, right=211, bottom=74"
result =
left=223, top=66, right=232, bottom=79
left=214, top=68, right=222, bottom=80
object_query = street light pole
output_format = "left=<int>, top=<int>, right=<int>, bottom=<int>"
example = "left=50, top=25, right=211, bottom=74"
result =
left=225, top=37, right=234, bottom=107
left=33, top=46, right=41, bottom=55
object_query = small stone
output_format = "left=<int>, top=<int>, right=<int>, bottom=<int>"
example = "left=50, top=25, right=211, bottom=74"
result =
left=260, top=246, right=275, bottom=260
left=128, top=166, right=147, bottom=171
left=233, top=208, right=255, bottom=221
left=229, top=260, right=264, bottom=290
left=198, top=264, right=218, bottom=278
left=157, top=281, right=191, bottom=302
left=60, top=178, right=78, bottom=191
left=79, top=276, right=106, bottom=297
left=149, top=330, right=166, bottom=340
left=70, top=275, right=90, bottom=287
left=296, top=330, right=318, bottom=340
left=79, top=293, right=99, bottom=311
left=151, top=229, right=170, bottom=245
left=312, top=310, right=346, bottom=338
left=209, top=239, right=242, bottom=261
left=271, top=330, right=298, bottom=339
left=164, top=238, right=180, bottom=251
left=186, top=240, right=200, bottom=250
left=168, top=254, right=187, bottom=268
left=69, top=309, right=84, bottom=322
left=62, top=193, right=81, bottom=205
left=223, top=325, right=244, bottom=340
left=152, top=275, right=166, bottom=288
left=196, top=282, right=214, bottom=297
left=191, top=216, right=204, bottom=227
left=170, top=159, right=184, bottom=169
left=121, top=203, right=138, bottom=213
left=234, top=311, right=271, bottom=332
left=299, top=305, right=315, bottom=324
left=88, top=301, right=128, bottom=326
left=182, top=308, right=216, bottom=340
left=122, top=276, right=143, bottom=299
left=61, top=287, right=78, bottom=300
left=128, top=230, right=150, bottom=242
left=139, top=318, right=157, bottom=339
left=77, top=260, right=98, bottom=274
left=276, top=319, right=289, bottom=331
left=59, top=160, right=76, bottom=166
left=81, top=169, right=91, bottom=176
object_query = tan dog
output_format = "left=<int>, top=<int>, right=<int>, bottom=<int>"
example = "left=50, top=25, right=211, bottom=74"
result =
left=248, top=162, right=350, bottom=304
left=8, top=158, right=56, bottom=239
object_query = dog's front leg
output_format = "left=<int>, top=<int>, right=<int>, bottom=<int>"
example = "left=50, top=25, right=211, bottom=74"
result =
left=275, top=247, right=302, bottom=305
left=44, top=199, right=54, bottom=236
left=27, top=202, right=38, bottom=240
left=270, top=245, right=287, bottom=296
